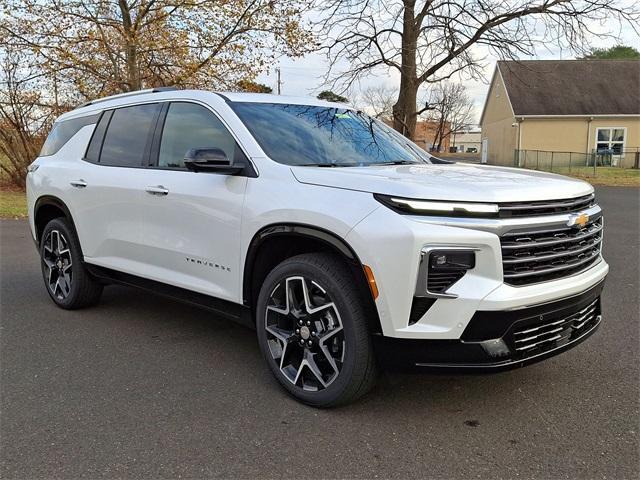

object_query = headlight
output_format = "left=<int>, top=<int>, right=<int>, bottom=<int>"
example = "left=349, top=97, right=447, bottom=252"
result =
left=375, top=194, right=499, bottom=217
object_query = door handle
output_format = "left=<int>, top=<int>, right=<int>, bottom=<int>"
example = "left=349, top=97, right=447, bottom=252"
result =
left=70, top=179, right=88, bottom=188
left=145, top=185, right=169, bottom=196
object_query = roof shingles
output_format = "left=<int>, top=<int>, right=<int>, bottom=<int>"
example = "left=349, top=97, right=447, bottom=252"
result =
left=498, top=60, right=640, bottom=116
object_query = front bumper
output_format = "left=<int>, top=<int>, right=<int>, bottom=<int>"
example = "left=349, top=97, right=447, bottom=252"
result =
left=374, top=280, right=604, bottom=370
left=347, top=201, right=608, bottom=339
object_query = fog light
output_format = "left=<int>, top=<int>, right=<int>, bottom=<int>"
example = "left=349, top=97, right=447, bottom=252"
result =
left=425, top=250, right=476, bottom=295
left=429, top=250, right=475, bottom=270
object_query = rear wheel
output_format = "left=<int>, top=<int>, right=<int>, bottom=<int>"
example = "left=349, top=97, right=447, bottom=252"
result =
left=256, top=253, right=377, bottom=407
left=40, top=218, right=103, bottom=309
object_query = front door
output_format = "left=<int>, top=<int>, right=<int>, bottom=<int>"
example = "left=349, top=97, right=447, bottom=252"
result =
left=138, top=102, right=248, bottom=302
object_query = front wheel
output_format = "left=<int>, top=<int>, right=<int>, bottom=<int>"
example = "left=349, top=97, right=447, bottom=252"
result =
left=256, top=253, right=377, bottom=407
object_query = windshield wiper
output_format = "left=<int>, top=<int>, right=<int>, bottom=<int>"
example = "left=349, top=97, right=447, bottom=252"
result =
left=300, top=162, right=359, bottom=167
left=370, top=160, right=419, bottom=166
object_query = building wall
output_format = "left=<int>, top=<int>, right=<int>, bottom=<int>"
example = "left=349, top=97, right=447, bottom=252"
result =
left=480, top=71, right=517, bottom=165
left=453, top=131, right=481, bottom=152
left=520, top=116, right=640, bottom=167
left=519, top=118, right=591, bottom=152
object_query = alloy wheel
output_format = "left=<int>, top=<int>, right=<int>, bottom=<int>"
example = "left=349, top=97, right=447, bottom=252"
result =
left=265, top=276, right=345, bottom=391
left=42, top=230, right=73, bottom=300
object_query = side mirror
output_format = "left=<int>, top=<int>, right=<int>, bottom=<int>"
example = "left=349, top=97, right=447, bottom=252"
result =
left=183, top=148, right=244, bottom=174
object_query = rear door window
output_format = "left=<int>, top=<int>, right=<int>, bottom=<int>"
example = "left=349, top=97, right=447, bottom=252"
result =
left=99, top=104, right=160, bottom=167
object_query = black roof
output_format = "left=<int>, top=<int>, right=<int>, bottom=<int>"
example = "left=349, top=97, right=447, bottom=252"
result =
left=497, top=60, right=640, bottom=116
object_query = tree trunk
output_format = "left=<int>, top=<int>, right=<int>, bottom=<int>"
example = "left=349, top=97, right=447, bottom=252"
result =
left=438, top=122, right=446, bottom=151
left=393, top=82, right=418, bottom=140
left=433, top=118, right=445, bottom=152
left=392, top=2, right=418, bottom=140
left=118, top=0, right=141, bottom=91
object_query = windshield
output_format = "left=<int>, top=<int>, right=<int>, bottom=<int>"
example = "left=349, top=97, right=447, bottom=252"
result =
left=230, top=102, right=433, bottom=167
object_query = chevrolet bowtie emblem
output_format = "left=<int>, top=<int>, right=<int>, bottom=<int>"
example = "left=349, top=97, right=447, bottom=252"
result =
left=568, top=212, right=590, bottom=228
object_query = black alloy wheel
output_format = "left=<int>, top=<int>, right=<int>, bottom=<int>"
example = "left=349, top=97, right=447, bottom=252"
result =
left=265, top=275, right=345, bottom=391
left=256, top=253, right=377, bottom=407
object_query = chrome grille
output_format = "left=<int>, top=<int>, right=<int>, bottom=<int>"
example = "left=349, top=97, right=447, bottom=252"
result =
left=510, top=299, right=600, bottom=357
left=501, top=216, right=603, bottom=286
left=498, top=194, right=595, bottom=218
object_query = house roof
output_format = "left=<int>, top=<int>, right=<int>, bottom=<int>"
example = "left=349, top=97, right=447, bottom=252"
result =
left=496, top=59, right=640, bottom=116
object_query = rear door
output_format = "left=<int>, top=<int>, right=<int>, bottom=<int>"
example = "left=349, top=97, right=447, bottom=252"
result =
left=136, top=101, right=250, bottom=302
left=73, top=103, right=161, bottom=275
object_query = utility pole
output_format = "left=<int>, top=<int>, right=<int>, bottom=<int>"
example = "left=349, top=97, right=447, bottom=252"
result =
left=276, top=67, right=282, bottom=95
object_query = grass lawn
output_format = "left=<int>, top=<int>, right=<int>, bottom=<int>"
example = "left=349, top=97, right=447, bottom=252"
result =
left=0, top=190, right=27, bottom=218
left=551, top=167, right=640, bottom=187
left=1, top=152, right=28, bottom=217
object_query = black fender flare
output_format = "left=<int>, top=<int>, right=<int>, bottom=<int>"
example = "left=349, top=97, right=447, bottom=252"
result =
left=242, top=223, right=360, bottom=303
left=242, top=223, right=382, bottom=334
left=243, top=223, right=383, bottom=334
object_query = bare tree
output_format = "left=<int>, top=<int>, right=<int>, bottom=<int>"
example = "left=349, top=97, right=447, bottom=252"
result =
left=0, top=49, right=58, bottom=188
left=425, top=83, right=475, bottom=152
left=316, top=0, right=640, bottom=139
left=357, top=85, right=398, bottom=120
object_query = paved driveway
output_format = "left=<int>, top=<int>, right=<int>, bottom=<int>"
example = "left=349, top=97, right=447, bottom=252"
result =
left=1, top=186, right=638, bottom=479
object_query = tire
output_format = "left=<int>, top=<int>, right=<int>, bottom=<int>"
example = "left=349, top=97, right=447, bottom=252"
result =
left=39, top=217, right=103, bottom=309
left=256, top=253, right=377, bottom=407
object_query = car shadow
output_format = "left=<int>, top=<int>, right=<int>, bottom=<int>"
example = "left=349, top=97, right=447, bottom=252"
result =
left=96, top=283, right=588, bottom=418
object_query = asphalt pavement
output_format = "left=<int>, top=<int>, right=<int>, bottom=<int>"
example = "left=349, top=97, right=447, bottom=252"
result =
left=1, top=186, right=638, bottom=479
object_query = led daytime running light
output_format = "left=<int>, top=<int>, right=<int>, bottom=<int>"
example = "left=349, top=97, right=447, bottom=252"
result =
left=390, top=198, right=499, bottom=214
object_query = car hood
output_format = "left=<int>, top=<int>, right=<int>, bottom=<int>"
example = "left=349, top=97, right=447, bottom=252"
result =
left=290, top=163, right=593, bottom=202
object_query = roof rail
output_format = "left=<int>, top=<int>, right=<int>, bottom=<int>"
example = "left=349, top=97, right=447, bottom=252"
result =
left=78, top=87, right=178, bottom=108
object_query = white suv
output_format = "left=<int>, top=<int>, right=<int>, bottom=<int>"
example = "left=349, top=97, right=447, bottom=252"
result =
left=27, top=88, right=608, bottom=406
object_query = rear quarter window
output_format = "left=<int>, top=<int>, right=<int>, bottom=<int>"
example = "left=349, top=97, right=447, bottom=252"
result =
left=40, top=114, right=100, bottom=157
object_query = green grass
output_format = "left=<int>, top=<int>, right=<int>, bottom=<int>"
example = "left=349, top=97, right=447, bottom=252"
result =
left=551, top=167, right=640, bottom=186
left=0, top=153, right=9, bottom=187
left=0, top=190, right=27, bottom=218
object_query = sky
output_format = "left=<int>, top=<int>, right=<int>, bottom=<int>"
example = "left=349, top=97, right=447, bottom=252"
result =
left=257, top=9, right=639, bottom=125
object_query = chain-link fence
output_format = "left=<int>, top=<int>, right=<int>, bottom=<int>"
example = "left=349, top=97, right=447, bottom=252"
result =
left=514, top=149, right=640, bottom=176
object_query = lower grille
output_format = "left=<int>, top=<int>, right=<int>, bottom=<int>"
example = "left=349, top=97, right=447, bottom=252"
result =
left=508, top=298, right=600, bottom=359
left=427, top=270, right=465, bottom=294
left=501, top=217, right=603, bottom=285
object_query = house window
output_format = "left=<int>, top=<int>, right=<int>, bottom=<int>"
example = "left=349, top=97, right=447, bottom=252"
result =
left=595, top=127, right=625, bottom=154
